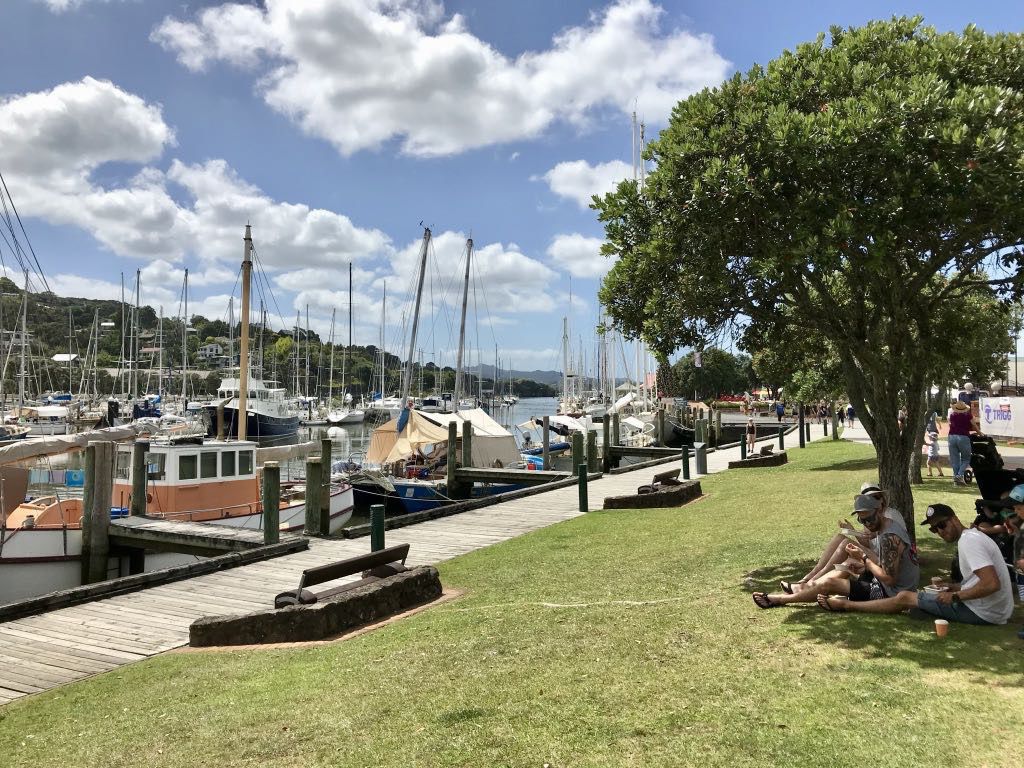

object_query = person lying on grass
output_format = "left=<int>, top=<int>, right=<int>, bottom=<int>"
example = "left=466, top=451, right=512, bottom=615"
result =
left=777, top=483, right=907, bottom=595
left=816, top=503, right=1015, bottom=626
left=753, top=493, right=919, bottom=609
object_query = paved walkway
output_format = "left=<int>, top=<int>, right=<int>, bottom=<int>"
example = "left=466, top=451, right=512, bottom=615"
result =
left=0, top=426, right=829, bottom=705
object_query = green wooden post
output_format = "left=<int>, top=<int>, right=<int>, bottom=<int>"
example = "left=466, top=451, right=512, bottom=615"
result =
left=130, top=439, right=148, bottom=516
left=805, top=421, right=811, bottom=443
left=462, top=420, right=473, bottom=468
left=262, top=461, right=280, bottom=545
left=320, top=437, right=332, bottom=534
left=571, top=432, right=584, bottom=476
left=586, top=429, right=598, bottom=474
left=370, top=504, right=385, bottom=552
left=657, top=407, right=665, bottom=446
left=740, top=433, right=747, bottom=460
left=823, top=418, right=828, bottom=437
left=578, top=463, right=589, bottom=512
left=446, top=421, right=461, bottom=496
left=602, top=417, right=611, bottom=473
left=304, top=457, right=323, bottom=536
left=541, top=415, right=550, bottom=472
left=682, top=444, right=691, bottom=480
left=798, top=403, right=806, bottom=448
left=715, top=409, right=722, bottom=448
left=611, top=413, right=620, bottom=446
left=778, top=427, right=785, bottom=451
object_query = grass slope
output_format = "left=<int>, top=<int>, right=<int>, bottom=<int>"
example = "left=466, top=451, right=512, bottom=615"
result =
left=1, top=440, right=1022, bottom=767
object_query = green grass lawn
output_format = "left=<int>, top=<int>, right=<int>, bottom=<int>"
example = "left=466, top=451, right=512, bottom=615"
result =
left=1, top=440, right=1022, bottom=767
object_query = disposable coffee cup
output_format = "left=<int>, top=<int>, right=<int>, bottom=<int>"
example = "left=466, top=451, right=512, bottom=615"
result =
left=935, top=619, right=949, bottom=638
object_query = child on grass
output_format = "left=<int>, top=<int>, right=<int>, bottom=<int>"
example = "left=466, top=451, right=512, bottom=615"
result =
left=925, top=430, right=944, bottom=477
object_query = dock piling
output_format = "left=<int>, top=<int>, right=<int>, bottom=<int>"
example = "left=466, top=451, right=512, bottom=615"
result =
left=657, top=407, right=665, bottom=446
left=81, top=441, right=114, bottom=585
left=320, top=438, right=332, bottom=534
left=446, top=422, right=461, bottom=496
left=541, top=415, right=550, bottom=471
left=602, top=417, right=611, bottom=473
left=303, top=457, right=323, bottom=536
left=262, top=461, right=280, bottom=545
left=461, top=420, right=473, bottom=468
left=130, top=439, right=148, bottom=517
left=571, top=432, right=584, bottom=476
left=586, top=430, right=598, bottom=474
left=578, top=463, right=588, bottom=512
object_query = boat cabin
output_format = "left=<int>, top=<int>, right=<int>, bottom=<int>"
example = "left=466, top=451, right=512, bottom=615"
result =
left=112, top=438, right=260, bottom=521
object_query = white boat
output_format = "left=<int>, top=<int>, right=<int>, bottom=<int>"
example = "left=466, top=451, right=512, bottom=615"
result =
left=0, top=436, right=353, bottom=603
left=11, top=405, right=71, bottom=436
left=327, top=408, right=365, bottom=425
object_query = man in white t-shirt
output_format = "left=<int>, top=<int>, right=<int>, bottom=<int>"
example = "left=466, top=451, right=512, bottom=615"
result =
left=817, top=503, right=1014, bottom=625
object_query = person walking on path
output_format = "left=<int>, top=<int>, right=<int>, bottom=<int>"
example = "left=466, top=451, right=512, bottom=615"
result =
left=775, top=401, right=785, bottom=423
left=924, top=429, right=945, bottom=477
left=947, top=400, right=978, bottom=486
left=846, top=403, right=856, bottom=426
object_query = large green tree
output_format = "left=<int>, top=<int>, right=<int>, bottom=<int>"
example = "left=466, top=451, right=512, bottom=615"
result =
left=672, top=349, right=753, bottom=400
left=596, top=18, right=1024, bottom=528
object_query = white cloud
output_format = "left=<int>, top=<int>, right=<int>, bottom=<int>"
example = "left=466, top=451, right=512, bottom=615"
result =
left=0, top=78, right=393, bottom=274
left=36, top=0, right=125, bottom=12
left=542, top=159, right=632, bottom=208
left=152, top=0, right=729, bottom=156
left=547, top=233, right=612, bottom=279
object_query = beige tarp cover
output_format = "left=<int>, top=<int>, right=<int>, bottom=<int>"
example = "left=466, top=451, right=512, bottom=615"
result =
left=0, top=424, right=143, bottom=466
left=256, top=441, right=317, bottom=465
left=367, top=408, right=520, bottom=467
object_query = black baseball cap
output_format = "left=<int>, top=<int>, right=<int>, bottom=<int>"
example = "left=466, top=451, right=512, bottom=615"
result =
left=919, top=503, right=955, bottom=526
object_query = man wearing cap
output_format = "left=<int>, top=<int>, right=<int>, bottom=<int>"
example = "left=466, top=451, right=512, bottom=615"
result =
left=754, top=493, right=918, bottom=609
left=780, top=483, right=909, bottom=594
left=817, top=504, right=1014, bottom=625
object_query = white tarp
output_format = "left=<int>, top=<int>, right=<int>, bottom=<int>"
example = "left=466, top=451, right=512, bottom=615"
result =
left=367, top=408, right=520, bottom=467
left=256, top=441, right=317, bottom=465
left=979, top=396, right=1024, bottom=437
left=0, top=424, right=143, bottom=466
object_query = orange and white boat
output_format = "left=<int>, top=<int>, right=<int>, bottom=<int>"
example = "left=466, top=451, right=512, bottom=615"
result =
left=0, top=437, right=353, bottom=603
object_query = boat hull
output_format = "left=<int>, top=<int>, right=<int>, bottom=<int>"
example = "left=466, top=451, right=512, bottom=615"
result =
left=205, top=406, right=300, bottom=440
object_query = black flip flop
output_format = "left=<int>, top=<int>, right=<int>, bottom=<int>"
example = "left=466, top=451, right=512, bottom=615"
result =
left=752, top=592, right=778, bottom=609
left=816, top=594, right=846, bottom=612
left=780, top=580, right=801, bottom=595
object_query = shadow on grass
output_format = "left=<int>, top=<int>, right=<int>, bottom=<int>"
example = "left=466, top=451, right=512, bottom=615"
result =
left=807, top=457, right=879, bottom=472
left=745, top=552, right=1024, bottom=680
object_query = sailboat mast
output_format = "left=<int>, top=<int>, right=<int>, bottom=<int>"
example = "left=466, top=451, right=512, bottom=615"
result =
left=132, top=268, right=140, bottom=400
left=453, top=237, right=473, bottom=408
left=157, top=306, right=163, bottom=399
left=345, top=262, right=352, bottom=401
left=238, top=224, right=253, bottom=441
left=327, top=308, right=336, bottom=405
left=18, top=271, right=27, bottom=409
left=67, top=307, right=73, bottom=393
left=561, top=317, right=569, bottom=410
left=400, top=228, right=431, bottom=404
left=181, top=268, right=189, bottom=406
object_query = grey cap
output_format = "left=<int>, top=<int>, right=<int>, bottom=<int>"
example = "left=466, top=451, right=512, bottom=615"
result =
left=853, top=494, right=882, bottom=513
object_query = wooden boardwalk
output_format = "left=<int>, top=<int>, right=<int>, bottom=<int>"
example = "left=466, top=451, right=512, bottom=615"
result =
left=0, top=428, right=826, bottom=705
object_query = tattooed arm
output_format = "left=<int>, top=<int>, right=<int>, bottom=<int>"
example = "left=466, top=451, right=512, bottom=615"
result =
left=863, top=533, right=904, bottom=588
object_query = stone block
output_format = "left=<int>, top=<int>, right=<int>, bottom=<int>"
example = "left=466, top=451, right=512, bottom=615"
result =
left=603, top=479, right=703, bottom=509
left=728, top=451, right=789, bottom=469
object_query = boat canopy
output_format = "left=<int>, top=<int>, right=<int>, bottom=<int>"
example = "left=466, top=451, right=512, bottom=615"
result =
left=608, top=392, right=636, bottom=415
left=367, top=408, right=520, bottom=467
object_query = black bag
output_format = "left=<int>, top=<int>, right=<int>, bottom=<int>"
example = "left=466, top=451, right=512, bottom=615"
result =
left=970, top=436, right=1004, bottom=472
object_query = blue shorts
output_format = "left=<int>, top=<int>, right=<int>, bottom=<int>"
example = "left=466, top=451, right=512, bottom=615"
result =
left=916, top=591, right=992, bottom=625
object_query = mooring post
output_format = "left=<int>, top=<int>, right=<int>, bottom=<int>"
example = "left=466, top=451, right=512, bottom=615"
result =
left=778, top=427, right=785, bottom=451
left=462, top=420, right=473, bottom=468
left=602, top=417, right=611, bottom=473
left=80, top=443, right=95, bottom=585
left=805, top=421, right=811, bottom=443
left=262, top=461, right=280, bottom=545
left=740, top=433, right=747, bottom=460
left=572, top=432, right=584, bottom=476
left=682, top=444, right=691, bottom=480
left=370, top=504, right=385, bottom=552
left=715, top=409, right=722, bottom=448
left=657, top=407, right=665, bottom=446
left=611, top=412, right=620, bottom=446
left=578, top=463, right=588, bottom=512
left=82, top=441, right=114, bottom=585
left=541, top=415, right=550, bottom=471
left=130, top=439, right=148, bottom=517
left=320, top=437, right=332, bottom=534
left=798, top=403, right=806, bottom=448
left=446, top=421, right=460, bottom=495
left=216, top=403, right=226, bottom=441
left=587, top=429, right=598, bottom=474
left=303, top=456, right=323, bottom=536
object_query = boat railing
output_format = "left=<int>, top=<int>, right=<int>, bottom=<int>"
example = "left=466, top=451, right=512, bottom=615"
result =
left=147, top=501, right=262, bottom=523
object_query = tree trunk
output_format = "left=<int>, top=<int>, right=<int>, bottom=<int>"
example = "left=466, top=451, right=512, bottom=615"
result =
left=874, top=418, right=917, bottom=537
left=908, top=388, right=928, bottom=485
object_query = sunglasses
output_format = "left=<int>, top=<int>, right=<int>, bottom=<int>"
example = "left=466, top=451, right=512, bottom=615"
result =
left=929, top=519, right=951, bottom=534
left=856, top=511, right=880, bottom=525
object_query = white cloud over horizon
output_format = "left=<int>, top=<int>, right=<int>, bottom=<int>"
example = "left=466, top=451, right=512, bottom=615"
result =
left=151, top=0, right=729, bottom=157
left=547, top=233, right=612, bottom=279
left=542, top=159, right=632, bottom=208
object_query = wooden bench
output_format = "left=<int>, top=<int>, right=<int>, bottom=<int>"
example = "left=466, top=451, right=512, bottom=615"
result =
left=274, top=543, right=411, bottom=608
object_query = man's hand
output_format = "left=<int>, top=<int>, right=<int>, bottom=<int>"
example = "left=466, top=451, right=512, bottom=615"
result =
left=936, top=591, right=956, bottom=606
left=845, top=543, right=865, bottom=560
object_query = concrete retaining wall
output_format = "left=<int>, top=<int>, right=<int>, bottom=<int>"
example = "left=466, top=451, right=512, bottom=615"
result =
left=728, top=451, right=788, bottom=469
left=188, top=565, right=443, bottom=646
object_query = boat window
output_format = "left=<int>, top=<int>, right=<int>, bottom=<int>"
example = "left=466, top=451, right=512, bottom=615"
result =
left=179, top=454, right=198, bottom=480
left=200, top=451, right=218, bottom=479
left=115, top=451, right=131, bottom=480
left=145, top=452, right=166, bottom=481
left=238, top=450, right=253, bottom=475
left=221, top=451, right=236, bottom=477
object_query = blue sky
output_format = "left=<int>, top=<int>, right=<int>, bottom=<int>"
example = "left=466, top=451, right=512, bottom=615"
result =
left=2, top=1, right=1023, bottom=377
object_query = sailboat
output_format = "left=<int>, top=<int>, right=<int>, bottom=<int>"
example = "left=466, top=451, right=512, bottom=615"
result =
left=205, top=228, right=299, bottom=440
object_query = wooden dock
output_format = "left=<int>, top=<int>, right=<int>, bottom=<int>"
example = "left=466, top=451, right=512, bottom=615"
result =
left=0, top=427, right=825, bottom=706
